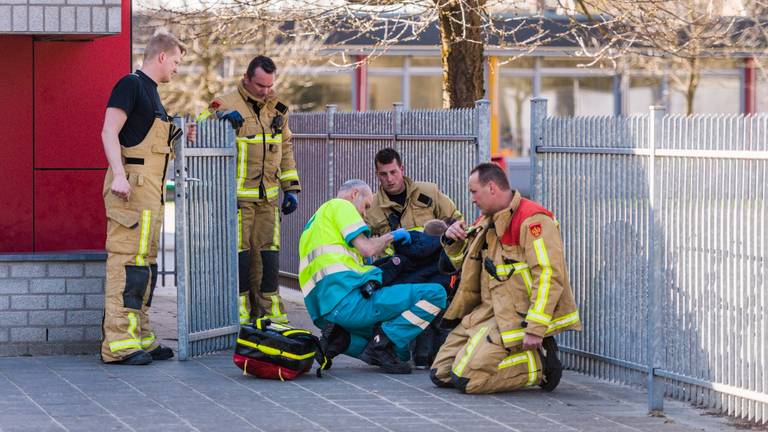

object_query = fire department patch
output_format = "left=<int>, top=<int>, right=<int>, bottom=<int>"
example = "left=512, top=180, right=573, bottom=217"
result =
left=210, top=100, right=222, bottom=110
left=529, top=223, right=542, bottom=237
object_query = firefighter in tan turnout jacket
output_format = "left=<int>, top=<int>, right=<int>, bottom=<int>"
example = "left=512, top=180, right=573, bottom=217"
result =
left=198, top=55, right=300, bottom=324
left=430, top=163, right=581, bottom=393
left=101, top=32, right=190, bottom=365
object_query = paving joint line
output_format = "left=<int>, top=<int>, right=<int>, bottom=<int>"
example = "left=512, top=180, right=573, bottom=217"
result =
left=0, top=367, right=69, bottom=432
left=153, top=362, right=267, bottom=432
left=383, top=375, right=522, bottom=432
left=96, top=363, right=202, bottom=432
left=195, top=359, right=332, bottom=432
left=45, top=365, right=137, bottom=432
left=325, top=372, right=459, bottom=431
left=489, top=395, right=580, bottom=431
left=540, top=393, right=647, bottom=432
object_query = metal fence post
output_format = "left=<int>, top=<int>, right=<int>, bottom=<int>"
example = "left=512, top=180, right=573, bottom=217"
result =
left=174, top=117, right=189, bottom=361
left=529, top=98, right=547, bottom=201
left=475, top=99, right=491, bottom=164
left=326, top=105, right=337, bottom=199
left=647, top=105, right=666, bottom=413
left=393, top=102, right=403, bottom=152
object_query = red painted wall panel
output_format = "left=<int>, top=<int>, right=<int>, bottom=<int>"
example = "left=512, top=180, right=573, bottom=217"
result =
left=0, top=37, right=33, bottom=252
left=34, top=171, right=106, bottom=251
left=34, top=3, right=131, bottom=169
left=28, top=0, right=131, bottom=252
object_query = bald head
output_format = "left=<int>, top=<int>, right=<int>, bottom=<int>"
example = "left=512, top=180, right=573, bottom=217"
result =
left=337, top=179, right=373, bottom=216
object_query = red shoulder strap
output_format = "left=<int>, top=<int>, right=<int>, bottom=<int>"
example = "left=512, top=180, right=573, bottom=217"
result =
left=500, top=199, right=553, bottom=246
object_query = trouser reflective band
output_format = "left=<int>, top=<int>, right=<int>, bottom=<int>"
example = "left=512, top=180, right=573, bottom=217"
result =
left=237, top=209, right=243, bottom=251
left=263, top=294, right=287, bottom=323
left=109, top=312, right=140, bottom=352
left=453, top=326, right=488, bottom=377
left=135, top=210, right=152, bottom=266
left=239, top=295, right=250, bottom=324
left=270, top=206, right=280, bottom=251
left=498, top=350, right=538, bottom=386
left=141, top=332, right=156, bottom=349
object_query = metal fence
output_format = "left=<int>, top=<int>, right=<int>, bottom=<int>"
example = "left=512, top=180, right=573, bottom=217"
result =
left=174, top=119, right=239, bottom=360
left=530, top=97, right=768, bottom=423
left=279, top=101, right=491, bottom=276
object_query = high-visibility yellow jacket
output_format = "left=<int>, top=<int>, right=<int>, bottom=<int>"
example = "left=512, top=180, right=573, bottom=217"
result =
left=366, top=177, right=462, bottom=235
left=198, top=83, right=301, bottom=202
left=442, top=191, right=581, bottom=350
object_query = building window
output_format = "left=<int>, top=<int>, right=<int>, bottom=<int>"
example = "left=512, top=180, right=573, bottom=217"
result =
left=499, top=76, right=533, bottom=154
left=290, top=74, right=352, bottom=112
left=369, top=76, right=402, bottom=110
left=410, top=75, right=443, bottom=109
left=628, top=77, right=664, bottom=114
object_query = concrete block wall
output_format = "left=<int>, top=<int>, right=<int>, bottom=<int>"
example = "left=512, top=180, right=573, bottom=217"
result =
left=0, top=0, right=121, bottom=34
left=0, top=254, right=106, bottom=356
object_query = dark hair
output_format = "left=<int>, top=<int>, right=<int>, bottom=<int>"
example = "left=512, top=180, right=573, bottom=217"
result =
left=374, top=148, right=402, bottom=167
left=470, top=162, right=510, bottom=190
left=246, top=55, right=277, bottom=78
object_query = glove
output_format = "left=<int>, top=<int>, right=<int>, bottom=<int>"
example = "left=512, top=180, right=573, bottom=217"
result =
left=217, top=110, right=244, bottom=130
left=391, top=228, right=411, bottom=245
left=281, top=192, right=298, bottom=215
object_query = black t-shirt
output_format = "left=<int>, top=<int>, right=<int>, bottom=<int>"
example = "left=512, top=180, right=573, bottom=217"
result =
left=386, top=189, right=408, bottom=207
left=106, top=70, right=169, bottom=147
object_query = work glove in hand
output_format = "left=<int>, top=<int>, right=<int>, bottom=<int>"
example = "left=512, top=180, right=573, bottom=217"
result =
left=391, top=228, right=411, bottom=245
left=281, top=192, right=298, bottom=215
left=218, top=110, right=244, bottom=130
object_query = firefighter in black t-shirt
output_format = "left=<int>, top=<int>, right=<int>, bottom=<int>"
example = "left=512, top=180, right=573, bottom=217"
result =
left=100, top=31, right=194, bottom=365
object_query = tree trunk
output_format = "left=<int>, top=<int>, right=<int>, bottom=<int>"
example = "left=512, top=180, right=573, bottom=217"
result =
left=685, top=57, right=700, bottom=116
left=437, top=0, right=485, bottom=108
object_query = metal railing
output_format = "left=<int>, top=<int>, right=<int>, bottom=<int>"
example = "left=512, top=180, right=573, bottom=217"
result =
left=531, top=97, right=768, bottom=423
left=279, top=101, right=491, bottom=277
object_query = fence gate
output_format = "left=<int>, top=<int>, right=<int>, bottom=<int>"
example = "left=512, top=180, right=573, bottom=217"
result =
left=174, top=119, right=239, bottom=360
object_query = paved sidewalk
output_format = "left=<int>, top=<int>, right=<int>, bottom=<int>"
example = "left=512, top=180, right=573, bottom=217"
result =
left=0, top=288, right=750, bottom=432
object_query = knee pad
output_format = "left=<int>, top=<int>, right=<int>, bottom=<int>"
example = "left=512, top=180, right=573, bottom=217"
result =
left=238, top=250, right=251, bottom=294
left=146, top=264, right=158, bottom=307
left=259, top=251, right=279, bottom=293
left=123, top=265, right=150, bottom=310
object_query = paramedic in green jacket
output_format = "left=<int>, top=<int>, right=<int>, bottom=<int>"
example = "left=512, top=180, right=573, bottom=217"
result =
left=299, top=179, right=447, bottom=374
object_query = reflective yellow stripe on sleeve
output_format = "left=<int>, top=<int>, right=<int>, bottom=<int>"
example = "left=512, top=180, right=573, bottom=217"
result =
left=546, top=311, right=580, bottom=333
left=527, top=238, right=552, bottom=325
left=279, top=169, right=299, bottom=182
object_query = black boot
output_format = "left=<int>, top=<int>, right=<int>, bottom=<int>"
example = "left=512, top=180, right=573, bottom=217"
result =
left=539, top=337, right=562, bottom=392
left=147, top=345, right=174, bottom=361
left=111, top=350, right=153, bottom=365
left=360, top=325, right=411, bottom=374
left=318, top=323, right=351, bottom=370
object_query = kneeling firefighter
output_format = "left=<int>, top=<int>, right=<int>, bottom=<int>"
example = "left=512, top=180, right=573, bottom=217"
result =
left=430, top=163, right=581, bottom=393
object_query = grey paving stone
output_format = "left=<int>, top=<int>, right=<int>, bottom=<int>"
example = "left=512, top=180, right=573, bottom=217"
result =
left=47, top=263, right=83, bottom=278
left=60, top=6, right=74, bottom=31
left=48, top=294, right=84, bottom=309
left=11, top=5, right=27, bottom=31
left=75, top=6, right=89, bottom=32
left=0, top=311, right=27, bottom=326
left=10, top=263, right=46, bottom=278
left=84, top=262, right=106, bottom=277
left=85, top=294, right=105, bottom=309
left=106, top=5, right=119, bottom=32
left=29, top=279, right=65, bottom=294
left=0, top=264, right=9, bottom=278
left=66, top=310, right=102, bottom=325
left=10, top=295, right=47, bottom=310
left=0, top=295, right=9, bottom=309
left=28, top=5, right=44, bottom=31
left=29, top=311, right=66, bottom=326
left=66, top=278, right=103, bottom=294
left=11, top=327, right=46, bottom=342
left=46, top=327, right=84, bottom=342
left=84, top=325, right=102, bottom=340
left=0, top=279, right=29, bottom=294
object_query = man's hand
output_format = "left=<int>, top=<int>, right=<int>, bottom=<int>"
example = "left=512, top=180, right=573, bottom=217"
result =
left=391, top=228, right=411, bottom=245
left=281, top=192, right=298, bottom=215
left=444, top=220, right=467, bottom=242
left=111, top=175, right=131, bottom=201
left=522, top=333, right=543, bottom=351
left=185, top=123, right=197, bottom=142
left=218, top=110, right=244, bottom=130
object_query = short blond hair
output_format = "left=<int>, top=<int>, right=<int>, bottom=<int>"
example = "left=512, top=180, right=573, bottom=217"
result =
left=144, top=30, right=186, bottom=61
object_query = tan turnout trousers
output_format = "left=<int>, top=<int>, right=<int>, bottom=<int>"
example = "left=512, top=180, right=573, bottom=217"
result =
left=237, top=201, right=286, bottom=324
left=431, top=317, right=542, bottom=394
left=101, top=117, right=177, bottom=362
